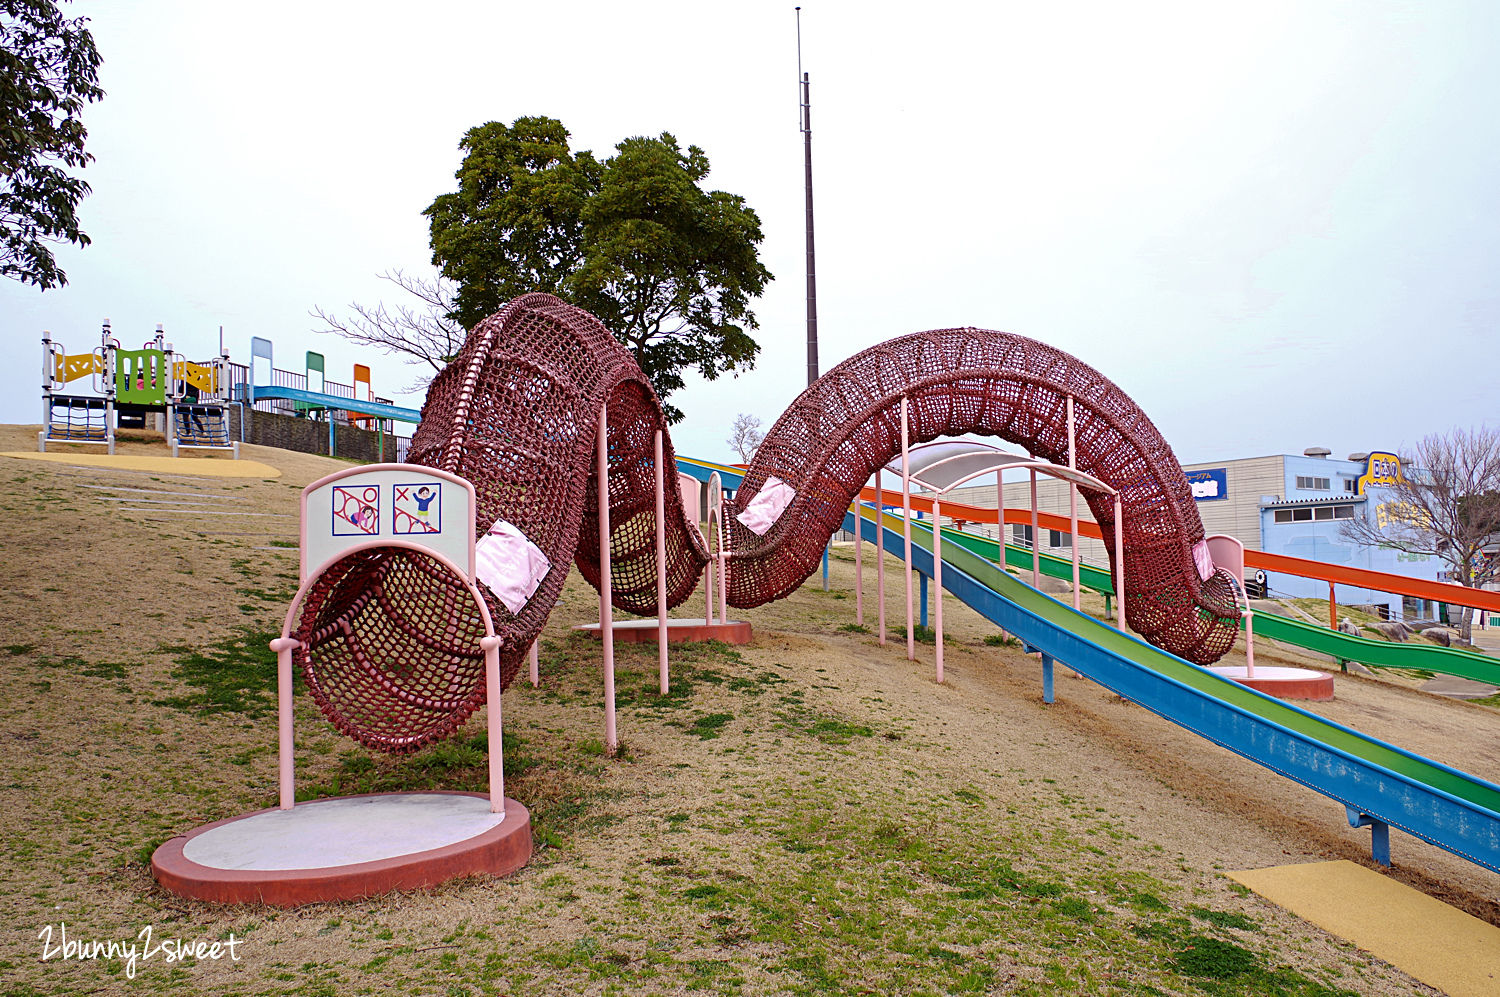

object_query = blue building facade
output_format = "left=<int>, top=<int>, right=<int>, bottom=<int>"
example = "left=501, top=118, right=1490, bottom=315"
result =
left=1257, top=451, right=1441, bottom=618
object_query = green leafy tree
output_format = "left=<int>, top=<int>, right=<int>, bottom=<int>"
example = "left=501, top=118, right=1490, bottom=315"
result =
left=425, top=116, right=772, bottom=421
left=1, top=0, right=104, bottom=289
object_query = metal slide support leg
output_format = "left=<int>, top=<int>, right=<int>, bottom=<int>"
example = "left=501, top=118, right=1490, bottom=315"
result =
left=481, top=635, right=505, bottom=815
left=654, top=430, right=669, bottom=694
left=876, top=478, right=886, bottom=644
left=919, top=572, right=928, bottom=629
left=1041, top=653, right=1055, bottom=704
left=901, top=396, right=914, bottom=662
left=858, top=494, right=870, bottom=626
left=1030, top=470, right=1040, bottom=589
left=822, top=544, right=829, bottom=590
left=597, top=408, right=617, bottom=755
left=270, top=637, right=300, bottom=810
left=933, top=495, right=944, bottom=684
left=1346, top=807, right=1391, bottom=866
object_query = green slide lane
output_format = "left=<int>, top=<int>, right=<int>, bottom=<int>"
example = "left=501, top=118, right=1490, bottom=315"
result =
left=882, top=508, right=1500, bottom=815
left=930, top=521, right=1500, bottom=687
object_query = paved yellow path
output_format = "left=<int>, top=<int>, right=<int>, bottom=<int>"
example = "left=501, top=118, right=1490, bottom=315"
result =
left=1230, top=860, right=1500, bottom=996
left=1, top=451, right=281, bottom=479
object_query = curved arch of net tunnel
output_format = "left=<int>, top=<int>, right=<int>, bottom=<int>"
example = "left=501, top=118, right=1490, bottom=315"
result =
left=294, top=294, right=711, bottom=752
left=293, top=302, right=1239, bottom=753
left=724, top=327, right=1241, bottom=666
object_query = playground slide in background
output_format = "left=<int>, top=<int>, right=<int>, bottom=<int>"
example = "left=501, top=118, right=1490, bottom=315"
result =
left=675, top=455, right=1500, bottom=685
left=680, top=454, right=1500, bottom=618
left=936, top=523, right=1500, bottom=688
left=851, top=504, right=1500, bottom=874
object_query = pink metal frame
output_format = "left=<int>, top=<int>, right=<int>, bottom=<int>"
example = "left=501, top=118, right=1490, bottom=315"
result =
left=890, top=442, right=1127, bottom=683
left=598, top=407, right=617, bottom=753
left=278, top=463, right=508, bottom=813
left=275, top=539, right=506, bottom=815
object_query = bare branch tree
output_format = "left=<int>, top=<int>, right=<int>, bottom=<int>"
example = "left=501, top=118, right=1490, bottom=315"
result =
left=311, top=269, right=468, bottom=393
left=1340, top=426, right=1500, bottom=641
left=727, top=413, right=764, bottom=463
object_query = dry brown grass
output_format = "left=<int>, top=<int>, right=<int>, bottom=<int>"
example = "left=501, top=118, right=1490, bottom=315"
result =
left=3, top=425, right=1497, bottom=995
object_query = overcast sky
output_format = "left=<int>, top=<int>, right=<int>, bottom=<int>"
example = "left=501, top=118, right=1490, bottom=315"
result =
left=5, top=0, right=1496, bottom=465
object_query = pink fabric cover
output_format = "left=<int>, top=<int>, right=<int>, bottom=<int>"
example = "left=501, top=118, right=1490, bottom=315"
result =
left=477, top=518, right=552, bottom=613
left=1191, top=540, right=1215, bottom=582
left=735, top=476, right=795, bottom=536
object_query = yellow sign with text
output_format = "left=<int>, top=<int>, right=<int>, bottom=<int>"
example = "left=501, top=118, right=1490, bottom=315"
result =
left=1357, top=451, right=1402, bottom=494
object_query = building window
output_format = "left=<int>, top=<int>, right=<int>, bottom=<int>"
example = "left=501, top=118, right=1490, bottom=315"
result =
left=1343, top=478, right=1357, bottom=493
left=1296, top=475, right=1331, bottom=491
left=1049, top=529, right=1067, bottom=548
left=1012, top=524, right=1034, bottom=545
left=1275, top=503, right=1356, bottom=524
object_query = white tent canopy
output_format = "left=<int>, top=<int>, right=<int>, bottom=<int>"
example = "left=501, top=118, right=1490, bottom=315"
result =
left=882, top=439, right=1114, bottom=496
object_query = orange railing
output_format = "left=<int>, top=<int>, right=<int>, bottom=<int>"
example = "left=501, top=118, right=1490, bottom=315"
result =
left=855, top=485, right=1500, bottom=616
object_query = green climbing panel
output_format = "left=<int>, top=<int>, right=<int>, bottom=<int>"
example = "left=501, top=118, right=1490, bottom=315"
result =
left=115, top=349, right=168, bottom=406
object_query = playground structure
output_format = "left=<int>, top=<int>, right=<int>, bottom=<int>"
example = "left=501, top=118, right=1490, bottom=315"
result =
left=150, top=292, right=1500, bottom=903
left=40, top=321, right=240, bottom=458
left=151, top=463, right=531, bottom=905
left=237, top=336, right=420, bottom=459
left=721, top=327, right=1242, bottom=665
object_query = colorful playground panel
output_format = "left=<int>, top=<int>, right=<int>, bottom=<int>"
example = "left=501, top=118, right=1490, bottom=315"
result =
left=301, top=464, right=473, bottom=582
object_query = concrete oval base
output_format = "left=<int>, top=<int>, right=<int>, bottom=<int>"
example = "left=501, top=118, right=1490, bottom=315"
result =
left=1207, top=665, right=1335, bottom=701
left=152, top=791, right=531, bottom=907
left=573, top=617, right=753, bottom=645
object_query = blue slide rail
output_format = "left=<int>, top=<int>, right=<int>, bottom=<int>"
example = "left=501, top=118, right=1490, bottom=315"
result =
left=676, top=454, right=1500, bottom=873
left=239, top=384, right=423, bottom=423
left=848, top=507, right=1500, bottom=874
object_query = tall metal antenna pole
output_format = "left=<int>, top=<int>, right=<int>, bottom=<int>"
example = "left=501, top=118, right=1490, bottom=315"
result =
left=797, top=7, right=819, bottom=386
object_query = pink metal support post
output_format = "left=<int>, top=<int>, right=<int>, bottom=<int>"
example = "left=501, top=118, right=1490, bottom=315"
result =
left=717, top=492, right=728, bottom=626
left=854, top=484, right=864, bottom=626
left=481, top=634, right=505, bottom=814
left=1067, top=395, right=1081, bottom=612
left=597, top=408, right=617, bottom=754
left=876, top=474, right=886, bottom=644
left=528, top=641, right=539, bottom=687
left=654, top=430, right=669, bottom=694
left=271, top=636, right=299, bottom=810
left=704, top=472, right=721, bottom=626
left=1113, top=495, right=1127, bottom=633
left=901, top=396, right=915, bottom=662
left=1245, top=607, right=1256, bottom=678
left=1029, top=469, right=1040, bottom=589
left=934, top=495, right=944, bottom=683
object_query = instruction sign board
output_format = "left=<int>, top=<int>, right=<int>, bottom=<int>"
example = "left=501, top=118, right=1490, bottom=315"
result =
left=301, top=464, right=474, bottom=582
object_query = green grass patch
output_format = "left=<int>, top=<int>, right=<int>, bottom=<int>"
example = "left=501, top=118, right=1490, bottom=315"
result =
left=154, top=627, right=280, bottom=717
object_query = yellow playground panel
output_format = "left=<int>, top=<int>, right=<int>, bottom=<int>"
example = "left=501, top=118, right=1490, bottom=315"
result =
left=172, top=359, right=220, bottom=395
left=60, top=352, right=104, bottom=383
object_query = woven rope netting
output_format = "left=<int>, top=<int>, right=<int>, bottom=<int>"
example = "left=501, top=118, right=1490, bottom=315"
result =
left=294, top=304, right=1237, bottom=752
left=723, top=327, right=1241, bottom=665
left=294, top=294, right=709, bottom=752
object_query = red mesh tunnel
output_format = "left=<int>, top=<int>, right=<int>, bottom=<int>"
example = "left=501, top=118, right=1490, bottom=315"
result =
left=292, top=302, right=1237, bottom=754
left=293, top=294, right=710, bottom=752
left=724, top=327, right=1241, bottom=665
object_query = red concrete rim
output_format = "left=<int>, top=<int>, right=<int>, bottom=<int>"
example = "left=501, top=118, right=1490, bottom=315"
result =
left=1227, top=672, right=1335, bottom=701
left=151, top=791, right=532, bottom=907
left=572, top=619, right=754, bottom=645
